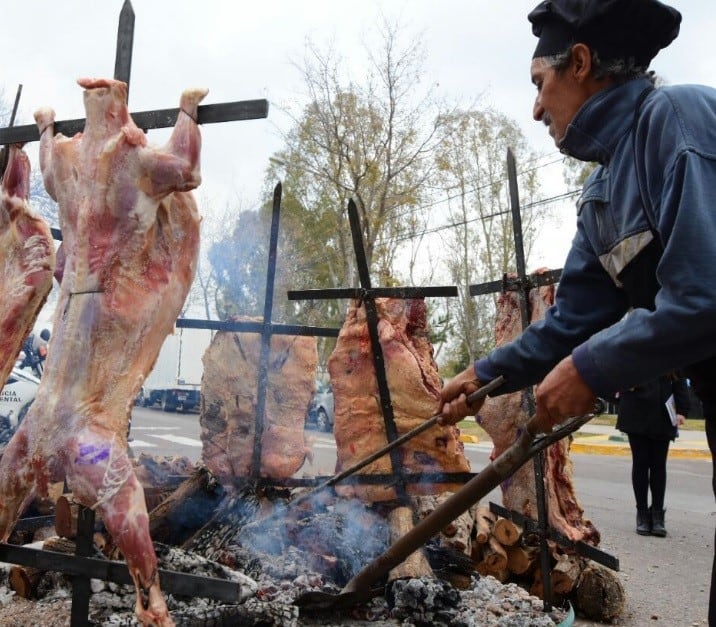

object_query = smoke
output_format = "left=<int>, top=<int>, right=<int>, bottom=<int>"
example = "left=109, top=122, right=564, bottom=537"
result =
left=238, top=492, right=390, bottom=587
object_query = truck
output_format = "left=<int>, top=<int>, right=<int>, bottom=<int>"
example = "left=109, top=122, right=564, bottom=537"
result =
left=141, top=380, right=201, bottom=413
left=141, top=327, right=212, bottom=414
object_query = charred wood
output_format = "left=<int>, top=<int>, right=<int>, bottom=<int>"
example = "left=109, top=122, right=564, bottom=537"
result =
left=148, top=465, right=224, bottom=545
left=574, top=562, right=625, bottom=622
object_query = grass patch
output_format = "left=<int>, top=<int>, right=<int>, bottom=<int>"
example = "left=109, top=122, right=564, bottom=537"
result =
left=458, top=413, right=705, bottom=440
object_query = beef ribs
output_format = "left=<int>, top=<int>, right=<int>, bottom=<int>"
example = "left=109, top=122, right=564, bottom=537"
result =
left=329, top=297, right=470, bottom=502
left=0, top=78, right=206, bottom=626
left=0, top=145, right=55, bottom=386
left=200, top=319, right=317, bottom=483
left=477, top=270, right=599, bottom=544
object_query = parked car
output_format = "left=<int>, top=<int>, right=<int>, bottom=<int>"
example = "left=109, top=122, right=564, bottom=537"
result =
left=306, top=381, right=334, bottom=432
left=0, top=366, right=41, bottom=435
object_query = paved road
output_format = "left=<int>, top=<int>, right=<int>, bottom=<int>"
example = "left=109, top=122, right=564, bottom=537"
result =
left=129, top=408, right=714, bottom=626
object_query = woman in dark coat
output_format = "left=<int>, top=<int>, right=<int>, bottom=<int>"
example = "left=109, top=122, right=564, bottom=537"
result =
left=616, top=374, right=690, bottom=537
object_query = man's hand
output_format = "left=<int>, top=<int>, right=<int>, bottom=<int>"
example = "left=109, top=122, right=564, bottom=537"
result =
left=534, top=355, right=596, bottom=433
left=439, top=364, right=484, bottom=425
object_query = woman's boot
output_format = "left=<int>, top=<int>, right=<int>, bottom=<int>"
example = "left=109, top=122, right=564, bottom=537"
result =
left=651, top=508, right=667, bottom=537
left=636, top=508, right=652, bottom=535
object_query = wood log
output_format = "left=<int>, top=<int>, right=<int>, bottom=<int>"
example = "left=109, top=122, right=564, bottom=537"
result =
left=8, top=536, right=77, bottom=599
left=29, top=482, right=65, bottom=516
left=387, top=506, right=433, bottom=582
left=148, top=466, right=221, bottom=544
left=43, top=535, right=79, bottom=554
left=7, top=541, right=45, bottom=599
left=482, top=536, right=508, bottom=571
left=529, top=567, right=543, bottom=598
left=54, top=495, right=79, bottom=539
left=486, top=567, right=510, bottom=583
left=551, top=554, right=583, bottom=594
left=473, top=505, right=496, bottom=544
left=9, top=563, right=43, bottom=599
left=440, top=508, right=473, bottom=554
left=475, top=560, right=490, bottom=576
left=575, top=562, right=625, bottom=622
left=493, top=517, right=522, bottom=546
left=470, top=540, right=484, bottom=564
left=506, top=544, right=538, bottom=575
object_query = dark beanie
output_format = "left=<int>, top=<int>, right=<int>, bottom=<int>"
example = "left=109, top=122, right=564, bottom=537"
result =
left=528, top=0, right=681, bottom=67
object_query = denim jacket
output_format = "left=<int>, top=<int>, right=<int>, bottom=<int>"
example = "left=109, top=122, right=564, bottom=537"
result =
left=476, top=78, right=716, bottom=406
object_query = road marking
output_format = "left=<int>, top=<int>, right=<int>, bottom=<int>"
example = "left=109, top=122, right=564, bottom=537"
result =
left=151, top=434, right=203, bottom=447
left=126, top=439, right=156, bottom=448
left=131, top=427, right=177, bottom=431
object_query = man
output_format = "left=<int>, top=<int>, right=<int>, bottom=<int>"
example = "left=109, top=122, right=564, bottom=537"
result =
left=439, top=0, right=716, bottom=623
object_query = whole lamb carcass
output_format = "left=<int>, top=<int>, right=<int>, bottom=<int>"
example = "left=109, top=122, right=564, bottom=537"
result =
left=0, top=78, right=206, bottom=627
left=329, top=297, right=470, bottom=502
left=0, top=144, right=55, bottom=387
left=477, top=270, right=599, bottom=544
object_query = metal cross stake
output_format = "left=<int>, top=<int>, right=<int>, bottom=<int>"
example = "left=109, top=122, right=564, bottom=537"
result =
left=468, top=148, right=617, bottom=611
left=0, top=0, right=268, bottom=149
left=288, top=198, right=460, bottom=500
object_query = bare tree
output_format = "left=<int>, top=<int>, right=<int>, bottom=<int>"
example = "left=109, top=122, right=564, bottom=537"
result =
left=268, top=18, right=451, bottom=296
left=433, top=108, right=546, bottom=371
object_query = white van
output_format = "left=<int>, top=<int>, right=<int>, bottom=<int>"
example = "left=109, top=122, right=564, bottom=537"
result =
left=0, top=366, right=41, bottom=432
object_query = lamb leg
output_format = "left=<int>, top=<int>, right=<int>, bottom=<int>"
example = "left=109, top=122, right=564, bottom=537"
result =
left=66, top=424, right=173, bottom=627
left=0, top=426, right=38, bottom=540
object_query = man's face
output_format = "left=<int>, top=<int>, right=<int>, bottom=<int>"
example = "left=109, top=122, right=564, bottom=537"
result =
left=530, top=56, right=590, bottom=147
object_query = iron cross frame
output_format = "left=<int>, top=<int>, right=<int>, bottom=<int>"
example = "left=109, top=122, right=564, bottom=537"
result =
left=0, top=2, right=268, bottom=623
left=288, top=198, right=459, bottom=502
left=468, top=148, right=617, bottom=611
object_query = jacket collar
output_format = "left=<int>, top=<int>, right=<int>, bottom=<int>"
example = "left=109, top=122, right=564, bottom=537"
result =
left=559, top=78, right=654, bottom=165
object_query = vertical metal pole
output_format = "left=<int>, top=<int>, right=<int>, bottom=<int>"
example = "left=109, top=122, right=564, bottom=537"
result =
left=114, top=0, right=135, bottom=99
left=346, top=199, right=406, bottom=500
left=0, top=84, right=23, bottom=179
left=251, top=183, right=282, bottom=477
left=70, top=506, right=95, bottom=626
left=507, top=147, right=553, bottom=611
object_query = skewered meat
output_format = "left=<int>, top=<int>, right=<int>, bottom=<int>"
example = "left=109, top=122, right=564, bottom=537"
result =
left=0, top=145, right=55, bottom=386
left=329, top=297, right=470, bottom=502
left=477, top=270, right=599, bottom=544
left=0, top=78, right=206, bottom=627
left=200, top=318, right=317, bottom=483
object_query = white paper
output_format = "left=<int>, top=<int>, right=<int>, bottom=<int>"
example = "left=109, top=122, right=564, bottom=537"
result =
left=665, top=394, right=678, bottom=426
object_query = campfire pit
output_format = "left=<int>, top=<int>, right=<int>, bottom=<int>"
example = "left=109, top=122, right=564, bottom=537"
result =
left=0, top=481, right=574, bottom=627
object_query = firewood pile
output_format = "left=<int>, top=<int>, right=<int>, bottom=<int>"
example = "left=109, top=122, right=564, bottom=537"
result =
left=415, top=493, right=624, bottom=622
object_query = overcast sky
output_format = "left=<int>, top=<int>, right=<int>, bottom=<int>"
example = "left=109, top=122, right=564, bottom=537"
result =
left=3, top=0, right=714, bottom=273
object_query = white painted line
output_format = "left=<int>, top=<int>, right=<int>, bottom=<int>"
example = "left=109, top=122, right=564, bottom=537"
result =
left=131, top=427, right=177, bottom=431
left=311, top=443, right=337, bottom=450
left=127, top=439, right=157, bottom=448
left=151, top=434, right=203, bottom=447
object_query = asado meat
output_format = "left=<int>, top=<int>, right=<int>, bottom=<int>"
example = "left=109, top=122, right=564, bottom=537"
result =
left=0, top=78, right=206, bottom=627
left=200, top=318, right=317, bottom=484
left=329, top=297, right=470, bottom=502
left=477, top=270, right=600, bottom=544
left=0, top=145, right=55, bottom=387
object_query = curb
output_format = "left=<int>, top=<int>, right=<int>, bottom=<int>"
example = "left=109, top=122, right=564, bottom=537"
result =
left=460, top=434, right=480, bottom=443
left=569, top=440, right=711, bottom=460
